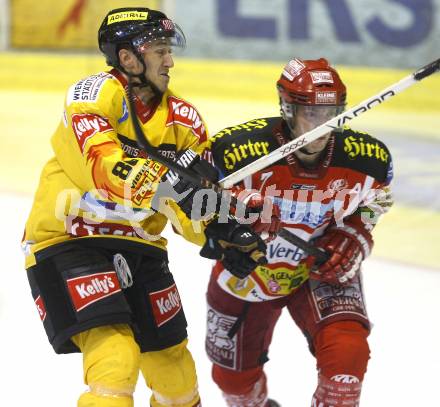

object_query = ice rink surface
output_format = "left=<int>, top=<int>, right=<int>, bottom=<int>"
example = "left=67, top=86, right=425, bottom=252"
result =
left=2, top=193, right=439, bottom=406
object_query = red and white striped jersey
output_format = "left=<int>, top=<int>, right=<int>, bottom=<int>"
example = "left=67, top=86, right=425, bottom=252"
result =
left=209, top=117, right=393, bottom=301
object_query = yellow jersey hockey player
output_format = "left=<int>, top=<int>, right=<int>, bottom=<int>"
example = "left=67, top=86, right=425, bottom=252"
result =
left=22, top=7, right=266, bottom=407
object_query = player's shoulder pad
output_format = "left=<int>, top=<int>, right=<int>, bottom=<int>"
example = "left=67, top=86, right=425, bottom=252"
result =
left=65, top=71, right=128, bottom=127
left=333, top=127, right=392, bottom=183
left=209, top=117, right=281, bottom=176
left=66, top=72, right=117, bottom=105
left=165, top=92, right=207, bottom=143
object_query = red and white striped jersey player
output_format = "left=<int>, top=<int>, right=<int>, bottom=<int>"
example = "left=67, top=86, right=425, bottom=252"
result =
left=205, top=58, right=394, bottom=407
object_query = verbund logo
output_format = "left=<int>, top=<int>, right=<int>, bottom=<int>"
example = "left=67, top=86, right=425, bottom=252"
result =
left=66, top=271, right=121, bottom=312
left=149, top=283, right=182, bottom=327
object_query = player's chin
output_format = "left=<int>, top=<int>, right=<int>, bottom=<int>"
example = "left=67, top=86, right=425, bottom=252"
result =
left=159, top=74, right=170, bottom=88
left=303, top=147, right=324, bottom=155
left=149, top=76, right=169, bottom=93
left=309, top=136, right=329, bottom=150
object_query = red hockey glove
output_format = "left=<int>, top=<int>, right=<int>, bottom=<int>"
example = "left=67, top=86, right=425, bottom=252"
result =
left=311, top=223, right=373, bottom=285
left=234, top=189, right=281, bottom=242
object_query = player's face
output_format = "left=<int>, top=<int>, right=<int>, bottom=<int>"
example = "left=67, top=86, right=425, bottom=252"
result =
left=293, top=105, right=339, bottom=153
left=140, top=39, right=174, bottom=93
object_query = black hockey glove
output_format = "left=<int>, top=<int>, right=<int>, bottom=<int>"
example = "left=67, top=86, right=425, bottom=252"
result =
left=164, top=149, right=220, bottom=219
left=200, top=216, right=268, bottom=279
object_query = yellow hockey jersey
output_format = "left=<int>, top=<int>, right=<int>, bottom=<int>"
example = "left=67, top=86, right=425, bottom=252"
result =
left=23, top=69, right=208, bottom=268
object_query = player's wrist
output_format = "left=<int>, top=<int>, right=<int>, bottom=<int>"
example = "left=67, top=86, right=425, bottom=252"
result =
left=161, top=149, right=220, bottom=220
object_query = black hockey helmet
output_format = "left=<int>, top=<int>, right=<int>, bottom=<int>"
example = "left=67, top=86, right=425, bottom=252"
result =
left=98, top=7, right=186, bottom=69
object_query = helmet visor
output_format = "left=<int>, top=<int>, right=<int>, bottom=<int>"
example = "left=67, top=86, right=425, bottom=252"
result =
left=296, top=105, right=343, bottom=124
left=281, top=100, right=343, bottom=120
left=132, top=20, right=186, bottom=53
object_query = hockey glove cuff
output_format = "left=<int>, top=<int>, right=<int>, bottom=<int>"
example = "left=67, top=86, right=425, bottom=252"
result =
left=159, top=149, right=220, bottom=220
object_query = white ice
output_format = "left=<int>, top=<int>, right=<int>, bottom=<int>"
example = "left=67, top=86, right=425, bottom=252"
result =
left=1, top=193, right=439, bottom=406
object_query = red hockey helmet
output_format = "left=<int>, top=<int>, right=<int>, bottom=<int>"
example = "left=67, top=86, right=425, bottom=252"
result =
left=277, top=58, right=346, bottom=128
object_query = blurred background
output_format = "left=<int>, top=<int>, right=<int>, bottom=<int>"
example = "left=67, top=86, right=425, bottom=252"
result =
left=0, top=0, right=439, bottom=406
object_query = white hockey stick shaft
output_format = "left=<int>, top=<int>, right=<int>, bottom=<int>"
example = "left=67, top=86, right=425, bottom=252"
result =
left=220, top=58, right=440, bottom=189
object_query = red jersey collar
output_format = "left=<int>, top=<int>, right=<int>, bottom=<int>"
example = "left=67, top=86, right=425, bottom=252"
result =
left=109, top=69, right=160, bottom=124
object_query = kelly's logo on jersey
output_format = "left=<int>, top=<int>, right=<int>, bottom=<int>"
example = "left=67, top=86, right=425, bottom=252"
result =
left=149, top=284, right=182, bottom=327
left=71, top=113, right=113, bottom=153
left=34, top=295, right=47, bottom=322
left=223, top=140, right=270, bottom=170
left=66, top=271, right=121, bottom=312
left=344, top=135, right=388, bottom=163
left=167, top=96, right=207, bottom=142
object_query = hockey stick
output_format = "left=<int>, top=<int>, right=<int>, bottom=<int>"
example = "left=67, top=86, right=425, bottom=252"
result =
left=126, top=77, right=329, bottom=262
left=220, top=58, right=440, bottom=188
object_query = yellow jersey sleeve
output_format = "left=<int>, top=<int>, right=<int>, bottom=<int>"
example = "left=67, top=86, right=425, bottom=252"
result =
left=24, top=69, right=212, bottom=267
left=52, top=72, right=170, bottom=210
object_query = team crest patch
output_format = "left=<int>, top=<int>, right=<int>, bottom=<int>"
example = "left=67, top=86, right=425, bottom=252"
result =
left=205, top=306, right=240, bottom=369
left=309, top=278, right=368, bottom=321
left=166, top=96, right=207, bottom=142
